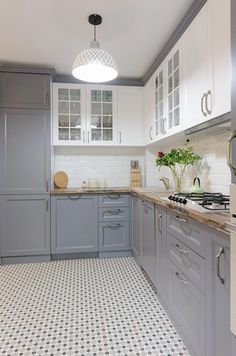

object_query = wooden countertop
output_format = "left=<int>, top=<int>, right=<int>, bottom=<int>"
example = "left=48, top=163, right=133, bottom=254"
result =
left=51, top=187, right=230, bottom=234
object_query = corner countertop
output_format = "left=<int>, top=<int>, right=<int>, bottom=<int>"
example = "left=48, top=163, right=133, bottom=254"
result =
left=51, top=186, right=230, bottom=234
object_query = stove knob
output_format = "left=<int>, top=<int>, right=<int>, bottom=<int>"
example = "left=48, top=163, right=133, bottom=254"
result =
left=182, top=199, right=187, bottom=205
left=178, top=198, right=183, bottom=203
left=173, top=196, right=178, bottom=202
left=168, top=195, right=173, bottom=200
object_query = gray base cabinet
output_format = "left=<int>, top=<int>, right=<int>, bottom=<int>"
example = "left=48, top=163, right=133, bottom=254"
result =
left=207, top=230, right=236, bottom=356
left=0, top=195, right=50, bottom=257
left=131, top=197, right=142, bottom=261
left=140, top=200, right=155, bottom=284
left=51, top=195, right=98, bottom=254
left=155, top=206, right=167, bottom=297
left=98, top=194, right=130, bottom=255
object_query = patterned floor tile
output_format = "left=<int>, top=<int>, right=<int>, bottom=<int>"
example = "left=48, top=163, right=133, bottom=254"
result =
left=0, top=257, right=191, bottom=355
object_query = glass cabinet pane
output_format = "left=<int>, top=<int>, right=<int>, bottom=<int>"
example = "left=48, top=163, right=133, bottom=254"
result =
left=70, top=89, right=80, bottom=101
left=159, top=86, right=163, bottom=102
left=91, top=90, right=101, bottom=102
left=91, top=117, right=101, bottom=128
left=103, top=129, right=112, bottom=141
left=70, top=101, right=80, bottom=114
left=168, top=77, right=173, bottom=94
left=91, top=129, right=102, bottom=141
left=58, top=101, right=69, bottom=114
left=70, top=115, right=81, bottom=128
left=174, top=107, right=180, bottom=125
left=103, top=116, right=113, bottom=128
left=155, top=77, right=158, bottom=90
left=58, top=115, right=69, bottom=127
left=174, top=69, right=179, bottom=89
left=168, top=59, right=172, bottom=76
left=91, top=103, right=101, bottom=115
left=102, top=91, right=112, bottom=102
left=58, top=88, right=69, bottom=101
left=173, top=50, right=179, bottom=70
left=159, top=71, right=163, bottom=85
left=70, top=129, right=81, bottom=141
left=174, top=89, right=180, bottom=108
left=103, top=103, right=112, bottom=115
left=59, top=128, right=69, bottom=140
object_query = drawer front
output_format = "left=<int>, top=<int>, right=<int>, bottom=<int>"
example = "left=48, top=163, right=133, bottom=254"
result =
left=167, top=260, right=206, bottom=356
left=99, top=222, right=130, bottom=251
left=99, top=194, right=130, bottom=208
left=167, top=212, right=207, bottom=257
left=99, top=207, right=129, bottom=222
left=167, top=233, right=206, bottom=292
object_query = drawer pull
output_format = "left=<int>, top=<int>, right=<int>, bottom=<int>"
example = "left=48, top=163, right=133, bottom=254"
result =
left=107, top=195, right=121, bottom=199
left=106, top=209, right=121, bottom=215
left=175, top=272, right=189, bottom=285
left=216, top=247, right=225, bottom=284
left=175, top=244, right=189, bottom=255
left=105, top=224, right=122, bottom=229
left=175, top=215, right=188, bottom=223
left=67, top=195, right=81, bottom=200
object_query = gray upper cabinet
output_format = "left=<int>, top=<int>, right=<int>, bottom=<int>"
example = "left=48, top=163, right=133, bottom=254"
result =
left=141, top=200, right=156, bottom=284
left=0, top=195, right=50, bottom=257
left=207, top=230, right=236, bottom=356
left=51, top=195, right=98, bottom=254
left=0, top=109, right=50, bottom=194
left=0, top=73, right=50, bottom=109
left=131, top=197, right=142, bottom=261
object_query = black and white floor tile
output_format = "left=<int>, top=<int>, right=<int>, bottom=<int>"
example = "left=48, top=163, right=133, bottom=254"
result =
left=0, top=257, right=191, bottom=355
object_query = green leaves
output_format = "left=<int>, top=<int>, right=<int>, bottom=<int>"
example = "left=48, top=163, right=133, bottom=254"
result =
left=156, top=146, right=201, bottom=168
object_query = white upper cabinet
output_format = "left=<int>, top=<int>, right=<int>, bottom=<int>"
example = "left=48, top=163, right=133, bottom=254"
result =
left=144, top=76, right=155, bottom=144
left=53, top=83, right=86, bottom=145
left=182, top=0, right=231, bottom=129
left=86, top=85, right=117, bottom=146
left=144, top=42, right=183, bottom=144
left=53, top=84, right=117, bottom=146
left=117, top=86, right=144, bottom=146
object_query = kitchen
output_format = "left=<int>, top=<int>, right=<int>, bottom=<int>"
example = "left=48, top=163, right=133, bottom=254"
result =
left=0, top=0, right=236, bottom=355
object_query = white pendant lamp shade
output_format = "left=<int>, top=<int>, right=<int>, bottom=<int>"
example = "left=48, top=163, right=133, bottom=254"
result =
left=72, top=14, right=118, bottom=83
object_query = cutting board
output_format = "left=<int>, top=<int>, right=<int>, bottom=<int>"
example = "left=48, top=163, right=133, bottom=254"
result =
left=54, top=171, right=68, bottom=188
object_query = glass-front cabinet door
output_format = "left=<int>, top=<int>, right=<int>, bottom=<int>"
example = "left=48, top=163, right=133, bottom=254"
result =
left=53, top=84, right=86, bottom=145
left=154, top=67, right=165, bottom=139
left=87, top=86, right=117, bottom=145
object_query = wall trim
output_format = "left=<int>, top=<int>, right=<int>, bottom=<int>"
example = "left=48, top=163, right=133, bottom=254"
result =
left=0, top=65, right=56, bottom=77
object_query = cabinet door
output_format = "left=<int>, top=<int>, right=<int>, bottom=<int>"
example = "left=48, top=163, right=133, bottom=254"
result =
left=208, top=0, right=231, bottom=119
left=117, top=86, right=143, bottom=146
left=141, top=200, right=156, bottom=284
left=144, top=77, right=155, bottom=144
left=154, top=65, right=166, bottom=140
left=86, top=86, right=117, bottom=145
left=51, top=195, right=98, bottom=254
left=182, top=2, right=210, bottom=129
left=0, top=73, right=50, bottom=109
left=167, top=260, right=206, bottom=356
left=99, top=222, right=130, bottom=252
left=52, top=83, right=86, bottom=145
left=209, top=232, right=236, bottom=356
left=0, top=109, right=50, bottom=194
left=155, top=206, right=167, bottom=295
left=132, top=197, right=142, bottom=260
left=0, top=195, right=50, bottom=257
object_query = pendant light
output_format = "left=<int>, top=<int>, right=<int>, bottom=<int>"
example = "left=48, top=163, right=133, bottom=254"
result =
left=72, top=14, right=118, bottom=83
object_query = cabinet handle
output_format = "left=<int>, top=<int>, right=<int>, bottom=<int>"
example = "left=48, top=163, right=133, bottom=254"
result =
left=157, top=213, right=162, bottom=233
left=45, top=199, right=49, bottom=211
left=45, top=93, right=50, bottom=107
left=201, top=93, right=208, bottom=117
left=119, top=131, right=122, bottom=144
left=216, top=247, right=225, bottom=284
left=227, top=134, right=236, bottom=176
left=45, top=178, right=49, bottom=192
left=206, top=90, right=212, bottom=115
left=67, top=195, right=81, bottom=200
left=149, top=126, right=153, bottom=141
left=175, top=215, right=188, bottom=223
left=105, top=223, right=122, bottom=229
left=175, top=244, right=189, bottom=255
left=106, top=209, right=121, bottom=215
left=107, top=195, right=121, bottom=199
left=82, top=130, right=85, bottom=143
left=175, top=272, right=189, bottom=285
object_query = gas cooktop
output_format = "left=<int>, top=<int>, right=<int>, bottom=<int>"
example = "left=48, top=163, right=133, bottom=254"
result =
left=164, top=192, right=230, bottom=213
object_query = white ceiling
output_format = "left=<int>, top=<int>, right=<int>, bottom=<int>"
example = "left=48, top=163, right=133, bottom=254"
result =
left=0, top=0, right=194, bottom=79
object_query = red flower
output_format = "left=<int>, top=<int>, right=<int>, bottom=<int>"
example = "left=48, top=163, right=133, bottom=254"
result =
left=157, top=151, right=164, bottom=158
